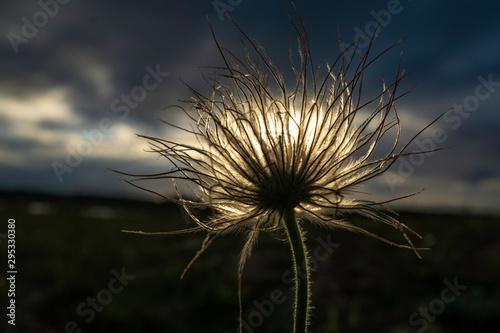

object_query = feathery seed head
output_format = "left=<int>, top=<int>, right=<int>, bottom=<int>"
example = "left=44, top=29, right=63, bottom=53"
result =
left=114, top=10, right=445, bottom=332
left=120, top=12, right=435, bottom=258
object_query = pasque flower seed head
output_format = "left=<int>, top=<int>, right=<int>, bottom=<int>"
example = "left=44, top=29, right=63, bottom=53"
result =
left=116, top=8, right=443, bottom=332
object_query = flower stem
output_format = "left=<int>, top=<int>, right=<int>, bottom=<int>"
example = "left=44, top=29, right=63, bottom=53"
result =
left=284, top=210, right=309, bottom=333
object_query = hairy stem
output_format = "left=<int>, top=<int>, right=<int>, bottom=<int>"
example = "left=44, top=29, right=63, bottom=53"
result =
left=284, top=210, right=310, bottom=333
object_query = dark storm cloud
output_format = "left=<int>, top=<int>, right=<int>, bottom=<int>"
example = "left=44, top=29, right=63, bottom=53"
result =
left=0, top=136, right=43, bottom=151
left=1, top=0, right=219, bottom=130
left=37, top=119, right=74, bottom=131
left=1, top=0, right=499, bottom=214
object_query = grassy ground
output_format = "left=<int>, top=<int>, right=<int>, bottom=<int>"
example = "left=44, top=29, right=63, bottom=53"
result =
left=0, top=192, right=499, bottom=332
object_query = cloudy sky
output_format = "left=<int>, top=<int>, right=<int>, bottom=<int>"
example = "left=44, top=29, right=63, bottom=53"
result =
left=1, top=0, right=499, bottom=215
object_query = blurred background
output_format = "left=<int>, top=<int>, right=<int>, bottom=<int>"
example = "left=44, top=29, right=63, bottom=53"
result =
left=1, top=0, right=499, bottom=332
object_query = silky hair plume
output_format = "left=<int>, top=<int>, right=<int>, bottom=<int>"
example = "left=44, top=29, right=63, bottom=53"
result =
left=113, top=7, right=443, bottom=333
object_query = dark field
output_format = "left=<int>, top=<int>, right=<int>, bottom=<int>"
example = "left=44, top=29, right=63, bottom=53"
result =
left=1, top=192, right=499, bottom=333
